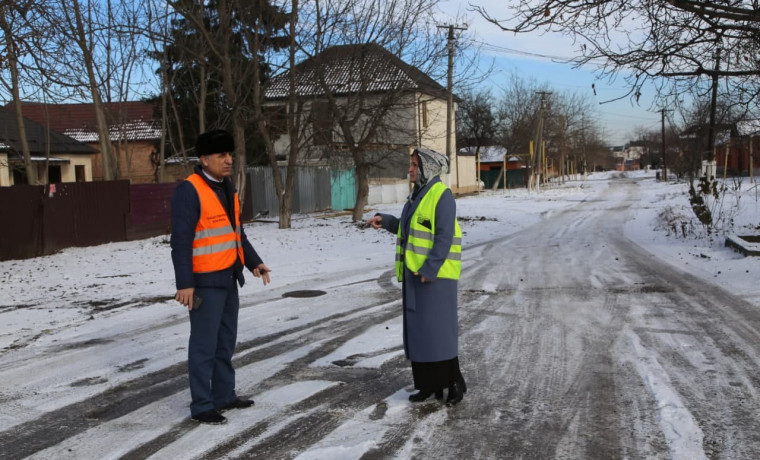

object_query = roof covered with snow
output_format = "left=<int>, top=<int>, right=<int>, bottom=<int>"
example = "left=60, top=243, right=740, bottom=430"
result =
left=737, top=119, right=760, bottom=137
left=458, top=146, right=509, bottom=162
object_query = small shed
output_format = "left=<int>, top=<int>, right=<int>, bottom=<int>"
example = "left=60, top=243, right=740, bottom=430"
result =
left=458, top=146, right=527, bottom=189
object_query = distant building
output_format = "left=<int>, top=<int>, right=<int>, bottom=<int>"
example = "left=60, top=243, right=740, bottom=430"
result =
left=612, top=143, right=643, bottom=171
left=0, top=106, right=97, bottom=186
left=714, top=120, right=760, bottom=176
left=19, top=102, right=162, bottom=183
left=458, top=145, right=528, bottom=188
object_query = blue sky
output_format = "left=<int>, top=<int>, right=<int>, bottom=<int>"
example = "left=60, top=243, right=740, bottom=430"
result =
left=438, top=1, right=664, bottom=146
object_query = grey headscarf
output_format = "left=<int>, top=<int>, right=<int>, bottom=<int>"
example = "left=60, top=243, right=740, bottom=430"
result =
left=414, top=147, right=449, bottom=188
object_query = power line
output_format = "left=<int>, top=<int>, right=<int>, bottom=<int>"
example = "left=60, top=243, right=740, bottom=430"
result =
left=471, top=39, right=607, bottom=65
left=597, top=110, right=661, bottom=121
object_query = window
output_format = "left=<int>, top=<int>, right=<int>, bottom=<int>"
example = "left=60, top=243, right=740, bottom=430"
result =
left=311, top=102, right=333, bottom=146
left=263, top=105, right=287, bottom=136
left=421, top=101, right=429, bottom=128
left=75, top=165, right=85, bottom=182
left=48, top=165, right=61, bottom=183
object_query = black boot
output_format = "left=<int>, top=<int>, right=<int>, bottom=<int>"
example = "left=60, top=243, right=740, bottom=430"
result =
left=409, top=390, right=434, bottom=402
left=435, top=389, right=444, bottom=400
left=446, top=381, right=464, bottom=406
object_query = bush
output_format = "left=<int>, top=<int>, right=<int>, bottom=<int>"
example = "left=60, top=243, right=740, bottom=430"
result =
left=655, top=205, right=693, bottom=238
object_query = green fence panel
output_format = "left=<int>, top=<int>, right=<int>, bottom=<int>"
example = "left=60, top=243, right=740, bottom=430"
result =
left=481, top=169, right=527, bottom=189
left=331, top=169, right=356, bottom=211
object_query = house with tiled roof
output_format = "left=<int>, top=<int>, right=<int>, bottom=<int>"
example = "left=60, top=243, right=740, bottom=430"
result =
left=0, top=106, right=98, bottom=186
left=19, top=101, right=162, bottom=183
left=264, top=43, right=477, bottom=194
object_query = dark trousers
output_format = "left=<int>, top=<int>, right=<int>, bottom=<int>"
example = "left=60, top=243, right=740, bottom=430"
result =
left=188, top=280, right=239, bottom=416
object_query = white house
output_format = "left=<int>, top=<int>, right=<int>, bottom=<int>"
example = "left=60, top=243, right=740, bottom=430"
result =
left=264, top=43, right=477, bottom=195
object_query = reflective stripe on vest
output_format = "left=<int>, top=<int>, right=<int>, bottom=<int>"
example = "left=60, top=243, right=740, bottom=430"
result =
left=395, top=182, right=462, bottom=281
left=186, top=174, right=244, bottom=273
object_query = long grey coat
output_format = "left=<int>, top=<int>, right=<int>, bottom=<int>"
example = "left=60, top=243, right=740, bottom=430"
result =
left=378, top=177, right=459, bottom=363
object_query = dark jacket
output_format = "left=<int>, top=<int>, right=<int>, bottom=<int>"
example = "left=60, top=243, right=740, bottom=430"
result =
left=378, top=176, right=459, bottom=362
left=171, top=165, right=263, bottom=290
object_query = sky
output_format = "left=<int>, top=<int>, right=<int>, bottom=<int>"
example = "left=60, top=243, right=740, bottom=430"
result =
left=1, top=170, right=759, bottom=458
left=436, top=1, right=665, bottom=146
left=3, top=0, right=660, bottom=148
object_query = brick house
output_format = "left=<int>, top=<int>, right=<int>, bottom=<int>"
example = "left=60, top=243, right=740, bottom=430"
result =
left=714, top=120, right=760, bottom=177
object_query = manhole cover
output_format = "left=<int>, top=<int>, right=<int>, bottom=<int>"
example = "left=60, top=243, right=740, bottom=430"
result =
left=282, top=290, right=326, bottom=298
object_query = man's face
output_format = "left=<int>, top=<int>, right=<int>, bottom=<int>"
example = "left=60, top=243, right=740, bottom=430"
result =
left=202, top=152, right=233, bottom=181
left=409, top=153, right=419, bottom=183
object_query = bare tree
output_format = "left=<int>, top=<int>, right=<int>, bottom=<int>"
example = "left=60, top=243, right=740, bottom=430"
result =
left=493, top=73, right=551, bottom=162
left=168, top=0, right=288, bottom=207
left=475, top=1, right=759, bottom=90
left=474, top=0, right=760, bottom=159
left=284, top=0, right=299, bottom=228
left=0, top=1, right=37, bottom=184
left=288, top=0, right=451, bottom=221
left=40, top=0, right=117, bottom=180
left=241, top=0, right=295, bottom=228
left=456, top=89, right=496, bottom=186
left=457, top=89, right=497, bottom=149
left=0, top=0, right=163, bottom=183
left=490, top=72, right=609, bottom=180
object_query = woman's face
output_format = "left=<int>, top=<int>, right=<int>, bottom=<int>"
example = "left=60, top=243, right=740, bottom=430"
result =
left=409, top=154, right=419, bottom=183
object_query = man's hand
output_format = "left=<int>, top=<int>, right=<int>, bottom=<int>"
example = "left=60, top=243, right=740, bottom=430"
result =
left=414, top=272, right=431, bottom=283
left=253, top=264, right=272, bottom=285
left=364, top=215, right=382, bottom=229
left=175, top=287, right=195, bottom=310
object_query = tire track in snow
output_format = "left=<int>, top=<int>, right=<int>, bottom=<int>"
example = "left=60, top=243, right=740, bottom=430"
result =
left=0, top=288, right=401, bottom=459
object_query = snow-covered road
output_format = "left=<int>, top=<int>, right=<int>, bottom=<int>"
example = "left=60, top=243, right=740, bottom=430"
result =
left=1, top=172, right=759, bottom=459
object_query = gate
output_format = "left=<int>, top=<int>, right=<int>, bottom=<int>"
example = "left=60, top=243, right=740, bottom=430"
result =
left=330, top=169, right=356, bottom=211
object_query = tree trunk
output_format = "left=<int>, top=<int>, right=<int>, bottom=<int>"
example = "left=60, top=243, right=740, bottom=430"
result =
left=71, top=0, right=115, bottom=180
left=246, top=1, right=288, bottom=227
left=280, top=0, right=300, bottom=229
left=352, top=160, right=369, bottom=222
left=216, top=0, right=247, bottom=205
left=198, top=63, right=207, bottom=133
left=0, top=13, right=37, bottom=184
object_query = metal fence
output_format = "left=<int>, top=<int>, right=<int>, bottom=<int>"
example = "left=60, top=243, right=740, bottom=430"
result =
left=1, top=167, right=355, bottom=261
left=1, top=181, right=130, bottom=261
left=247, top=166, right=355, bottom=217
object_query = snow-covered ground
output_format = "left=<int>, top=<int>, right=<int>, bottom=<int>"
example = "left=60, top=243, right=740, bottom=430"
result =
left=0, top=169, right=758, bottom=458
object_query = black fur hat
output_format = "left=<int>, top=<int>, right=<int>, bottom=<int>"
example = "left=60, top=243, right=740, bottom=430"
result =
left=195, top=129, right=234, bottom=156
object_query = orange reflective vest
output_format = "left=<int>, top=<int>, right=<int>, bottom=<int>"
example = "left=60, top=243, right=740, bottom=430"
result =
left=186, top=174, right=244, bottom=273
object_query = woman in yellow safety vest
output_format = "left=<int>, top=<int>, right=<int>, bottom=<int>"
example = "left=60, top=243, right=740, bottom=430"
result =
left=366, top=147, right=466, bottom=405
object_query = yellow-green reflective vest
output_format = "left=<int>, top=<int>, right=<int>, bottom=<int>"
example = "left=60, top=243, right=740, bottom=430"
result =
left=395, top=182, right=462, bottom=282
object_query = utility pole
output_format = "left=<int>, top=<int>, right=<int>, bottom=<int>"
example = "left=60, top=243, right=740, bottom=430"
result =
left=706, top=44, right=721, bottom=166
left=559, top=115, right=567, bottom=184
left=534, top=91, right=551, bottom=189
left=580, top=114, right=587, bottom=180
left=438, top=23, right=467, bottom=190
left=660, top=108, right=670, bottom=181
